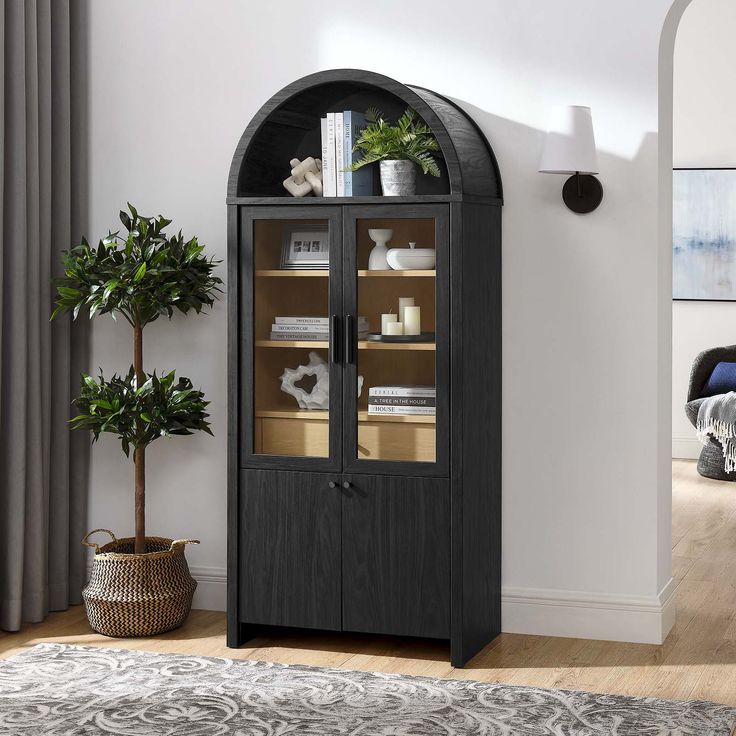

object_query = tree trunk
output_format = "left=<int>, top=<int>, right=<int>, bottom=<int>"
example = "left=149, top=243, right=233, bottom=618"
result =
left=134, top=446, right=146, bottom=554
left=133, top=315, right=146, bottom=554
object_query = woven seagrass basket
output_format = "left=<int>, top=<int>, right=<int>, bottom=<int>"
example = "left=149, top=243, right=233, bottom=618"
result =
left=81, top=529, right=198, bottom=638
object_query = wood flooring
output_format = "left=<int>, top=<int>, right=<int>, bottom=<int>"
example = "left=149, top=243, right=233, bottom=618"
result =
left=2, top=459, right=736, bottom=704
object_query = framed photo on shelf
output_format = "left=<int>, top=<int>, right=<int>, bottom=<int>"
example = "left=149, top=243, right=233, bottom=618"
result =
left=280, top=224, right=330, bottom=269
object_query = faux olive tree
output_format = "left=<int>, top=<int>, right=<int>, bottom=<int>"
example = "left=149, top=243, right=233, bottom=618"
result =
left=52, top=204, right=222, bottom=554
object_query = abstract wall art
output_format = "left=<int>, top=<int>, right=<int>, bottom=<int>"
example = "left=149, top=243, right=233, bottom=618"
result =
left=673, top=168, right=736, bottom=301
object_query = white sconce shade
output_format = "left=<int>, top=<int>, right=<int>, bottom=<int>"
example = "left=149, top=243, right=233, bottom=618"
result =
left=539, top=105, right=598, bottom=175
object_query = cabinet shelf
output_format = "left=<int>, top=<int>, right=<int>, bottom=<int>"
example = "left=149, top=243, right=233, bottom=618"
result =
left=357, top=270, right=436, bottom=278
left=255, top=408, right=436, bottom=424
left=256, top=269, right=328, bottom=277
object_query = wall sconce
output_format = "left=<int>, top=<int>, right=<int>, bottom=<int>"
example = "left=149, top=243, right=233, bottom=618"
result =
left=539, top=105, right=602, bottom=214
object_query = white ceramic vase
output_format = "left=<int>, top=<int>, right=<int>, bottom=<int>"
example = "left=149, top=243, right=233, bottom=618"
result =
left=367, top=228, right=393, bottom=270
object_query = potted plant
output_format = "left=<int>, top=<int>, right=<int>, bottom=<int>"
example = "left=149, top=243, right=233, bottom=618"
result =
left=51, top=204, right=222, bottom=637
left=348, top=107, right=442, bottom=196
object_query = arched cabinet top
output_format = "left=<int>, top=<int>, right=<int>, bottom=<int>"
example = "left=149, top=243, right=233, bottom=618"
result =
left=228, top=69, right=502, bottom=202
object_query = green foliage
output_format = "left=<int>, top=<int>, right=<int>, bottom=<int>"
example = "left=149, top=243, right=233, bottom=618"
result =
left=72, top=368, right=213, bottom=457
left=51, top=203, right=223, bottom=327
left=347, top=108, right=441, bottom=177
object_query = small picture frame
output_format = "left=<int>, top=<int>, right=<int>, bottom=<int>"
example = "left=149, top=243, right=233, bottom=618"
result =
left=280, top=224, right=330, bottom=269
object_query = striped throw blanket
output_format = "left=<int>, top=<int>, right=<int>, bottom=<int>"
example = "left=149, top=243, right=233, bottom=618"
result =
left=697, top=392, right=736, bottom=472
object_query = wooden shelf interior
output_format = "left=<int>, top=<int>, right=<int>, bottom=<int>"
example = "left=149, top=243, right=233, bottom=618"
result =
left=251, top=216, right=437, bottom=462
left=234, top=81, right=451, bottom=197
left=356, top=218, right=435, bottom=271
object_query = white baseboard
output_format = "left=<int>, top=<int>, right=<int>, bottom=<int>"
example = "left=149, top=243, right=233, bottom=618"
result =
left=85, top=559, right=678, bottom=644
left=501, top=578, right=676, bottom=644
left=672, top=436, right=701, bottom=460
left=190, top=566, right=226, bottom=611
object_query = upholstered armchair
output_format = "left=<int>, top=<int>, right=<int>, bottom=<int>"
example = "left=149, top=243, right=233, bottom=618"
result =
left=685, top=345, right=736, bottom=481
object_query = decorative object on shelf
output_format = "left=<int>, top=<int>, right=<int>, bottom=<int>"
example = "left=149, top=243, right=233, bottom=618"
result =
left=281, top=223, right=329, bottom=269
left=384, top=321, right=404, bottom=336
left=282, top=157, right=323, bottom=197
left=673, top=169, right=736, bottom=301
left=404, top=305, right=421, bottom=335
left=348, top=108, right=441, bottom=196
left=280, top=351, right=363, bottom=409
left=367, top=331, right=435, bottom=343
left=280, top=351, right=330, bottom=410
left=539, top=105, right=602, bottom=214
left=381, top=312, right=397, bottom=334
left=387, top=241, right=436, bottom=270
left=367, top=228, right=392, bottom=270
left=51, top=203, right=221, bottom=636
left=398, top=296, right=415, bottom=323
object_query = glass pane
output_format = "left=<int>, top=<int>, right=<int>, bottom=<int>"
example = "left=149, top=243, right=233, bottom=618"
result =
left=253, top=219, right=331, bottom=457
left=355, top=218, right=437, bottom=463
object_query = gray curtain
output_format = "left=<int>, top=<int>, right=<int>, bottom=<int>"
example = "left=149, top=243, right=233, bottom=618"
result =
left=0, top=0, right=88, bottom=631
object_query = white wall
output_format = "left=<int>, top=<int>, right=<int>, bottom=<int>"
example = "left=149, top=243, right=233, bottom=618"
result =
left=85, top=0, right=677, bottom=641
left=672, top=0, right=736, bottom=460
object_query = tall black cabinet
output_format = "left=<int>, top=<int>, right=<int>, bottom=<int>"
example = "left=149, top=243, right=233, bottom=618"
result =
left=227, top=69, right=502, bottom=667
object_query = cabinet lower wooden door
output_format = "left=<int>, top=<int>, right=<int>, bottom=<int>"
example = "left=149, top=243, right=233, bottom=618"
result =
left=239, top=469, right=341, bottom=630
left=341, top=474, right=450, bottom=639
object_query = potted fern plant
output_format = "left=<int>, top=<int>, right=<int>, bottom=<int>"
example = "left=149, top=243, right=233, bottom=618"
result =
left=348, top=107, right=442, bottom=195
left=51, top=204, right=222, bottom=637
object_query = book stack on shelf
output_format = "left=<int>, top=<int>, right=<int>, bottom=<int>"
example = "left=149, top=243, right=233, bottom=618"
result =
left=271, top=316, right=369, bottom=341
left=320, top=111, right=373, bottom=197
left=367, top=385, right=436, bottom=416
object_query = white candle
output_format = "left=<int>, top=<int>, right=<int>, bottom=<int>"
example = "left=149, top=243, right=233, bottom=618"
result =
left=404, top=306, right=421, bottom=335
left=385, top=321, right=403, bottom=336
left=398, top=297, right=414, bottom=323
left=381, top=313, right=398, bottom=335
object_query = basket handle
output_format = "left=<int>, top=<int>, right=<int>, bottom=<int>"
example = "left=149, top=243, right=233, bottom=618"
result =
left=169, top=539, right=200, bottom=553
left=81, top=528, right=116, bottom=554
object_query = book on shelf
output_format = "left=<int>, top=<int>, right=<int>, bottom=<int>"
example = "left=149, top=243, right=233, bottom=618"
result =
left=368, top=396, right=436, bottom=407
left=274, top=316, right=369, bottom=328
left=320, top=116, right=337, bottom=197
left=367, top=404, right=436, bottom=416
left=368, top=385, right=436, bottom=398
left=269, top=332, right=328, bottom=341
left=319, top=110, right=373, bottom=197
left=343, top=111, right=373, bottom=196
left=274, top=316, right=329, bottom=325
left=335, top=112, right=345, bottom=197
left=271, top=323, right=330, bottom=333
left=269, top=330, right=369, bottom=341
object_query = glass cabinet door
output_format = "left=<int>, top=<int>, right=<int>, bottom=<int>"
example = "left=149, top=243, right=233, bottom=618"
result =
left=241, top=207, right=342, bottom=471
left=343, top=206, right=449, bottom=476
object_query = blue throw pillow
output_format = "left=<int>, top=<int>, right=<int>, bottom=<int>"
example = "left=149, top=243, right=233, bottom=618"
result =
left=701, top=361, right=736, bottom=397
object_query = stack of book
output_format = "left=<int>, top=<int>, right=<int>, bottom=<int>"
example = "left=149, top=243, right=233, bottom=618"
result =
left=320, top=111, right=373, bottom=197
left=271, top=316, right=369, bottom=341
left=367, top=386, right=436, bottom=416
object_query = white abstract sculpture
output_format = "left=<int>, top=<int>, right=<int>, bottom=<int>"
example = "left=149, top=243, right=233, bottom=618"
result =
left=280, top=351, right=363, bottom=410
left=283, top=157, right=323, bottom=197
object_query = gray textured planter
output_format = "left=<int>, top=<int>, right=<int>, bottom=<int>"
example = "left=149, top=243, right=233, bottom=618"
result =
left=380, top=160, right=416, bottom=196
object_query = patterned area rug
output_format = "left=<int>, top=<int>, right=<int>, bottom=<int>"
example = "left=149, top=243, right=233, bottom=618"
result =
left=0, top=643, right=735, bottom=735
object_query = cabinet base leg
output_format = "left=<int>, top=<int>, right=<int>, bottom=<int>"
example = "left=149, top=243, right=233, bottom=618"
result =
left=227, top=621, right=261, bottom=648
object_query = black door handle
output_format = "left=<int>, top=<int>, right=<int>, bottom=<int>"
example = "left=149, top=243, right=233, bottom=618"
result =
left=329, top=315, right=340, bottom=363
left=345, top=315, right=355, bottom=364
